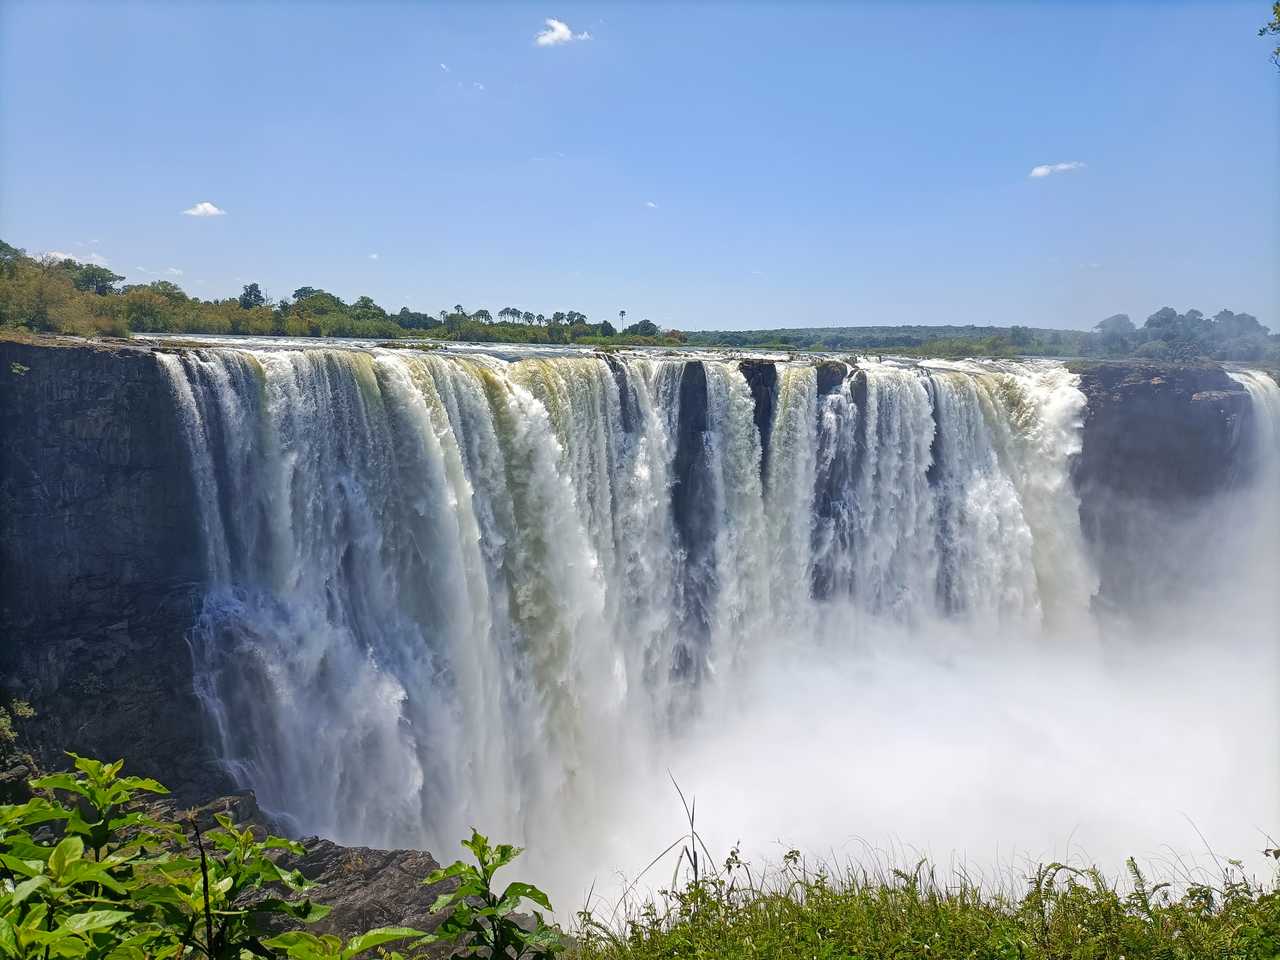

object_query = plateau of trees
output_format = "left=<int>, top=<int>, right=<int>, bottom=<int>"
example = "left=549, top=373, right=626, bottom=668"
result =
left=0, top=241, right=684, bottom=347
left=684, top=311, right=1278, bottom=363
left=2, top=239, right=1275, bottom=364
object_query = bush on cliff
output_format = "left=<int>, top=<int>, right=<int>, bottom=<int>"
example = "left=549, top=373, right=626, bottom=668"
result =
left=0, top=756, right=563, bottom=959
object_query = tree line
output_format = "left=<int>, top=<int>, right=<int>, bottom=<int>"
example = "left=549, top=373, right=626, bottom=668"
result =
left=1, top=239, right=1274, bottom=364
left=0, top=240, right=684, bottom=346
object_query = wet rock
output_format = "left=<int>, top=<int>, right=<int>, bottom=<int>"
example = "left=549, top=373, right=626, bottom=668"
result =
left=0, top=338, right=227, bottom=801
left=739, top=359, right=777, bottom=485
left=815, top=360, right=848, bottom=397
left=671, top=361, right=713, bottom=680
left=1071, top=360, right=1252, bottom=611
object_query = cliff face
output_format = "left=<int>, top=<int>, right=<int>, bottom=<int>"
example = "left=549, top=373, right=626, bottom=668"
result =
left=0, top=339, right=1266, bottom=804
left=0, top=338, right=229, bottom=798
left=1070, top=361, right=1253, bottom=610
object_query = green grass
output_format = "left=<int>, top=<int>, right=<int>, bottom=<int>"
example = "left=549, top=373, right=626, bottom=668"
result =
left=572, top=849, right=1280, bottom=959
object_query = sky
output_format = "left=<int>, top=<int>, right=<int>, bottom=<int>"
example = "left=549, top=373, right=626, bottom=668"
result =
left=2, top=1, right=1276, bottom=331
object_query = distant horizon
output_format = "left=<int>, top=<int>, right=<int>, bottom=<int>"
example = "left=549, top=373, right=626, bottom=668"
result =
left=2, top=1, right=1276, bottom=331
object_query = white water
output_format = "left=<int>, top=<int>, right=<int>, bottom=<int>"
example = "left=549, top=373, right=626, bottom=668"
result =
left=156, top=346, right=1280, bottom=904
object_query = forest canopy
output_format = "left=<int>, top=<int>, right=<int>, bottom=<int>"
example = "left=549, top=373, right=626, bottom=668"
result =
left=1, top=239, right=1275, bottom=363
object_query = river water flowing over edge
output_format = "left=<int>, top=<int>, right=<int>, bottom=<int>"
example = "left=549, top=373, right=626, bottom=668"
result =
left=155, top=344, right=1280, bottom=903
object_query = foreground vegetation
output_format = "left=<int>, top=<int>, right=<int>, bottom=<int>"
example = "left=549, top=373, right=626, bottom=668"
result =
left=0, top=241, right=685, bottom=348
left=0, top=755, right=563, bottom=959
left=2, top=237, right=1277, bottom=363
left=2, top=750, right=1278, bottom=959
left=577, top=849, right=1280, bottom=959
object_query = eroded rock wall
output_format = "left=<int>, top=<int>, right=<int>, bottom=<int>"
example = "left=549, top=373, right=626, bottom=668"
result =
left=0, top=338, right=227, bottom=797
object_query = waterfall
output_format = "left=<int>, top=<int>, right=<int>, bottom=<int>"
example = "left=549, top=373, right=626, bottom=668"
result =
left=158, top=345, right=1226, bottom=857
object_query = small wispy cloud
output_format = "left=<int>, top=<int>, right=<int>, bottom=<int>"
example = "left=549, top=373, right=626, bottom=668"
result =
left=182, top=201, right=226, bottom=216
left=46, top=250, right=109, bottom=266
left=368, top=253, right=379, bottom=260
left=439, top=62, right=450, bottom=73
left=535, top=18, right=590, bottom=46
left=473, top=81, right=486, bottom=91
left=645, top=201, right=657, bottom=208
left=166, top=267, right=184, bottom=276
left=1028, top=161, right=1086, bottom=179
left=134, top=265, right=184, bottom=277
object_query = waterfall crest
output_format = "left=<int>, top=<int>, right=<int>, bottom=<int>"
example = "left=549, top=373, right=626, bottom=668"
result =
left=156, top=347, right=1271, bottom=858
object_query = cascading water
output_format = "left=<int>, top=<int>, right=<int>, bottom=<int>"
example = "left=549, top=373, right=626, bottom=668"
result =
left=156, top=346, right=1279, bottom=890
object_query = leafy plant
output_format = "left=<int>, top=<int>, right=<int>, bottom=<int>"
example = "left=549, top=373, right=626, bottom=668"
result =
left=416, top=829, right=563, bottom=959
left=0, top=755, right=426, bottom=959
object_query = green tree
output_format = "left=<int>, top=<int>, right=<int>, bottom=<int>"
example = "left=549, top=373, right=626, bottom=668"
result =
left=1261, top=2, right=1280, bottom=65
left=1095, top=313, right=1134, bottom=335
left=0, top=240, right=23, bottom=278
left=66, top=262, right=125, bottom=296
left=239, top=282, right=266, bottom=309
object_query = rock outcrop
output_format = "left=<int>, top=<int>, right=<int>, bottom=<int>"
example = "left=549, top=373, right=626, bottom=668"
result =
left=1070, top=361, right=1253, bottom=610
left=0, top=337, right=228, bottom=799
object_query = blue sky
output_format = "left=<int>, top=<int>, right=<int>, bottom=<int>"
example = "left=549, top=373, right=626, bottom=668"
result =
left=2, top=1, right=1276, bottom=331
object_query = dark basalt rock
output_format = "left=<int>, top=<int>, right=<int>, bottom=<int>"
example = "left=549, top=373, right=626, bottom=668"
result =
left=816, top=360, right=849, bottom=397
left=670, top=360, right=714, bottom=681
left=0, top=338, right=228, bottom=801
left=1070, top=361, right=1253, bottom=611
left=600, top=353, right=636, bottom=434
left=143, top=788, right=451, bottom=943
left=1072, top=361, right=1250, bottom=501
left=739, top=359, right=777, bottom=485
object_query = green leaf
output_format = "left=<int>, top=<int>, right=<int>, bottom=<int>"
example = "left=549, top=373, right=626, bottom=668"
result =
left=255, top=898, right=332, bottom=922
left=264, top=836, right=305, bottom=855
left=344, top=927, right=427, bottom=956
left=117, top=776, right=168, bottom=795
left=423, top=860, right=472, bottom=885
left=48, top=836, right=84, bottom=878
left=10, top=875, right=49, bottom=905
left=499, top=881, right=553, bottom=912
left=30, top=773, right=82, bottom=795
left=0, top=915, right=17, bottom=957
left=60, top=910, right=131, bottom=934
left=0, top=854, right=42, bottom=878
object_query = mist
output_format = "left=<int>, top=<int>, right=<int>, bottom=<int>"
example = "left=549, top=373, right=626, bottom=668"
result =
left=153, top=346, right=1279, bottom=916
left=524, top=378, right=1280, bottom=909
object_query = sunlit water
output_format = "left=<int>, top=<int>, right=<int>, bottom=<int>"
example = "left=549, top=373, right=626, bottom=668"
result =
left=154, top=340, right=1280, bottom=907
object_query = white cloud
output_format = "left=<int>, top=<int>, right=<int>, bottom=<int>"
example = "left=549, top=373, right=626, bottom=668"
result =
left=368, top=253, right=379, bottom=260
left=182, top=200, right=226, bottom=216
left=166, top=267, right=184, bottom=276
left=1028, top=161, right=1086, bottom=179
left=474, top=81, right=485, bottom=91
left=439, top=62, right=450, bottom=72
left=45, top=250, right=109, bottom=266
left=645, top=200, right=657, bottom=208
left=535, top=18, right=590, bottom=46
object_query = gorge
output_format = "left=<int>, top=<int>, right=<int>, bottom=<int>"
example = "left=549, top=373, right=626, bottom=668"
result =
left=2, top=337, right=1277, bottom=902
